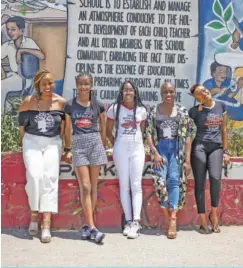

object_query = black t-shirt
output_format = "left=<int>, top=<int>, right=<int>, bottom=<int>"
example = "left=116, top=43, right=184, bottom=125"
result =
left=156, top=106, right=179, bottom=140
left=64, top=98, right=105, bottom=135
left=189, top=101, right=226, bottom=144
left=18, top=110, right=65, bottom=137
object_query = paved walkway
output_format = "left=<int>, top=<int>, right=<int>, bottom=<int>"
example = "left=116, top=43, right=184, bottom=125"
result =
left=2, top=226, right=243, bottom=267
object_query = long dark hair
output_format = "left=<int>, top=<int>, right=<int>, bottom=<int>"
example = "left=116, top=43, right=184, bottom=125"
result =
left=75, top=73, right=100, bottom=116
left=113, top=80, right=146, bottom=141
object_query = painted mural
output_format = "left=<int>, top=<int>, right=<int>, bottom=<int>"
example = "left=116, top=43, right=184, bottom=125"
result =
left=1, top=0, right=243, bottom=125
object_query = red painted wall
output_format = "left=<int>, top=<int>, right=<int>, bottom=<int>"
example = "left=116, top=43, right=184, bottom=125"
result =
left=1, top=153, right=243, bottom=229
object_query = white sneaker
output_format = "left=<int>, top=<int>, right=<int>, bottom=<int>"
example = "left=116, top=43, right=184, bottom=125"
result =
left=127, top=221, right=141, bottom=239
left=123, top=221, right=132, bottom=236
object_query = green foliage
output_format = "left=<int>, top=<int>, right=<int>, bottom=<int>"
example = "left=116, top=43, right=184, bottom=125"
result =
left=227, top=119, right=243, bottom=157
left=223, top=3, right=233, bottom=22
left=1, top=98, right=22, bottom=153
left=206, top=20, right=225, bottom=30
left=206, top=0, right=234, bottom=45
left=215, top=33, right=231, bottom=44
left=213, top=0, right=223, bottom=18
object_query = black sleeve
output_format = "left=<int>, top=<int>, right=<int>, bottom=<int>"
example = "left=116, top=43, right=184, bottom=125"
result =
left=60, top=111, right=65, bottom=121
left=97, top=100, right=105, bottom=114
left=64, top=99, right=72, bottom=116
left=18, top=111, right=29, bottom=126
left=221, top=101, right=226, bottom=114
left=188, top=107, right=196, bottom=120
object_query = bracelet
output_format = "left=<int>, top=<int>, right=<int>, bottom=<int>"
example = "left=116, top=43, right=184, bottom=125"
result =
left=150, top=148, right=157, bottom=154
left=223, top=149, right=229, bottom=155
left=64, top=147, right=72, bottom=153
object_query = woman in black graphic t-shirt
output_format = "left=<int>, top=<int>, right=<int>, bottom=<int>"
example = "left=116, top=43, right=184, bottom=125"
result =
left=64, top=73, right=107, bottom=244
left=189, top=84, right=230, bottom=234
left=18, top=70, right=66, bottom=243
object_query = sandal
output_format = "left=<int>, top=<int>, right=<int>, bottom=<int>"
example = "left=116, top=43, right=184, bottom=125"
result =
left=41, top=220, right=52, bottom=243
left=28, top=212, right=39, bottom=235
left=28, top=222, right=39, bottom=236
left=209, top=212, right=221, bottom=233
left=167, top=217, right=177, bottom=239
left=199, top=225, right=210, bottom=234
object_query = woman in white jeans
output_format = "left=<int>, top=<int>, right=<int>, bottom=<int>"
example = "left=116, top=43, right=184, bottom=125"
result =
left=18, top=69, right=66, bottom=243
left=107, top=81, right=147, bottom=239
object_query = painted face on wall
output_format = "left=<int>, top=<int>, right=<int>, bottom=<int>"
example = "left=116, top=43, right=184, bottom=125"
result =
left=213, top=66, right=227, bottom=83
left=193, top=86, right=212, bottom=104
left=6, top=22, right=23, bottom=40
left=39, top=73, right=55, bottom=96
left=161, top=83, right=176, bottom=104
left=122, top=82, right=135, bottom=104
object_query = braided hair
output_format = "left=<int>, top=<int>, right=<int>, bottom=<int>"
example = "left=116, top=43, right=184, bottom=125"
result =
left=75, top=73, right=100, bottom=116
left=33, top=69, right=50, bottom=109
left=113, top=80, right=146, bottom=141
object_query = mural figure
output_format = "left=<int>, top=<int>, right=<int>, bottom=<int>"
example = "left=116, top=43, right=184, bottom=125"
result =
left=203, top=61, right=231, bottom=96
left=1, top=16, right=44, bottom=111
left=201, top=0, right=243, bottom=121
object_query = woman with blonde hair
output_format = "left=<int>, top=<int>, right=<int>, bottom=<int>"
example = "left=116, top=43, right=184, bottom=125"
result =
left=18, top=69, right=66, bottom=243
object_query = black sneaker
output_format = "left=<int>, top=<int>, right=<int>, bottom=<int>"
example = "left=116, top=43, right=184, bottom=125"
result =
left=89, top=228, right=105, bottom=244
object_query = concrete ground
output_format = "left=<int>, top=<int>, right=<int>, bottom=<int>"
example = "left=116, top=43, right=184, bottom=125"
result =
left=1, top=226, right=243, bottom=267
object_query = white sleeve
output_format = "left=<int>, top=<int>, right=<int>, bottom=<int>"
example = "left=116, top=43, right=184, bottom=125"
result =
left=107, top=104, right=116, bottom=120
left=141, top=107, right=147, bottom=121
left=1, top=42, right=8, bottom=59
left=25, top=38, right=40, bottom=50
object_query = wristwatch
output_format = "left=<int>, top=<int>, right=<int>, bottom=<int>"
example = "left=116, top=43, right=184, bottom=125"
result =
left=64, top=147, right=72, bottom=153
left=223, top=149, right=229, bottom=155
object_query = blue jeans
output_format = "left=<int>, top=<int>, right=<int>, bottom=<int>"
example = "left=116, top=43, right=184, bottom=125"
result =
left=155, top=139, right=180, bottom=210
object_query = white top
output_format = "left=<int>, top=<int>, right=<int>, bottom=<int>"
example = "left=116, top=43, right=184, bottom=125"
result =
left=107, top=104, right=147, bottom=143
left=1, top=36, right=40, bottom=73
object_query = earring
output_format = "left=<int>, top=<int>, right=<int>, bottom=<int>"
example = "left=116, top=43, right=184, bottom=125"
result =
left=198, top=104, right=203, bottom=111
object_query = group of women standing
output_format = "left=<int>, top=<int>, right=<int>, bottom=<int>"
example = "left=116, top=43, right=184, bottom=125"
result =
left=18, top=70, right=230, bottom=244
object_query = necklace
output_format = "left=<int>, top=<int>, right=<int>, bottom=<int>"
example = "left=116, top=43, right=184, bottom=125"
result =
left=76, top=98, right=90, bottom=107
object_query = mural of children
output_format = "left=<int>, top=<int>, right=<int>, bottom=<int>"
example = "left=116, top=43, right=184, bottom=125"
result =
left=231, top=18, right=243, bottom=51
left=1, top=16, right=44, bottom=110
left=213, top=53, right=243, bottom=121
left=203, top=61, right=231, bottom=96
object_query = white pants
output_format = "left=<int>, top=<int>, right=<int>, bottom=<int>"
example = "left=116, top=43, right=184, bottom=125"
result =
left=113, top=139, right=145, bottom=221
left=22, top=133, right=62, bottom=213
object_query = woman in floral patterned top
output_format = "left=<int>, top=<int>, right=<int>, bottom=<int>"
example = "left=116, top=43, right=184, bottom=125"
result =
left=145, top=82, right=194, bottom=239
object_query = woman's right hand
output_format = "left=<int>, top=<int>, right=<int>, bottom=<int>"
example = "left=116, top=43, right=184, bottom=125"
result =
left=153, top=151, right=164, bottom=170
left=65, top=152, right=72, bottom=164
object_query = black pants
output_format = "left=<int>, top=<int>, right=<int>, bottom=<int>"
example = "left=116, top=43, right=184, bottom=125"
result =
left=191, top=141, right=223, bottom=214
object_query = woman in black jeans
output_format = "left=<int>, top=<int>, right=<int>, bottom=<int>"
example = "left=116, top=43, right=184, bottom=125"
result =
left=189, top=84, right=230, bottom=234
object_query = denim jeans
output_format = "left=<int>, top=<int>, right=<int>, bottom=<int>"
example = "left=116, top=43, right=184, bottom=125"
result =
left=154, top=139, right=180, bottom=210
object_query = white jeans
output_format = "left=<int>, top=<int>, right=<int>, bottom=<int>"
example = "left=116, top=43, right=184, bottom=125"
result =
left=22, top=133, right=62, bottom=213
left=113, top=139, right=145, bottom=221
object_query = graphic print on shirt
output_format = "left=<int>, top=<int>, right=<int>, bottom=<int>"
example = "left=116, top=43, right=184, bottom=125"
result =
left=74, top=109, right=93, bottom=128
left=204, top=112, right=222, bottom=132
left=159, top=119, right=178, bottom=139
left=35, top=112, right=55, bottom=133
left=121, top=114, right=139, bottom=135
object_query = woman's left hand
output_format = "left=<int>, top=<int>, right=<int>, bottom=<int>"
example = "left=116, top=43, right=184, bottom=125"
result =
left=223, top=153, right=230, bottom=166
left=183, top=162, right=191, bottom=177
